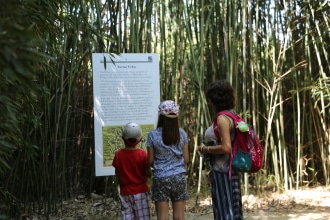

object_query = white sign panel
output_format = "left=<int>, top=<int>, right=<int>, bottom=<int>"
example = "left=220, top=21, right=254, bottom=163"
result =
left=92, top=53, right=160, bottom=176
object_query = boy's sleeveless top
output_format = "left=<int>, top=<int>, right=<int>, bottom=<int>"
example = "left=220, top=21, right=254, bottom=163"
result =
left=205, top=114, right=235, bottom=173
left=146, top=128, right=188, bottom=178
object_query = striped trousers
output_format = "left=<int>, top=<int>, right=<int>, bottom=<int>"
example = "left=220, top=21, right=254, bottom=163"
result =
left=210, top=171, right=243, bottom=220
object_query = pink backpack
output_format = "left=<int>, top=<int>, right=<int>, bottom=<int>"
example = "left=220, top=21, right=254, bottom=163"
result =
left=213, top=111, right=263, bottom=178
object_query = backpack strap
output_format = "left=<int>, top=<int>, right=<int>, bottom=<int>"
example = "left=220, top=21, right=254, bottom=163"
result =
left=213, top=110, right=237, bottom=179
left=213, top=110, right=236, bottom=140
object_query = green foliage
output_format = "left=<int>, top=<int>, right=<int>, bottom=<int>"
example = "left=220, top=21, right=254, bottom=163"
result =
left=0, top=0, right=51, bottom=216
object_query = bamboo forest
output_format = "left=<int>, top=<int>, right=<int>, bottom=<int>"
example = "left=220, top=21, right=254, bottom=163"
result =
left=1, top=0, right=329, bottom=219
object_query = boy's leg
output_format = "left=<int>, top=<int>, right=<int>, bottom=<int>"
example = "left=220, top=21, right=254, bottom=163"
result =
left=133, top=192, right=151, bottom=220
left=119, top=195, right=134, bottom=220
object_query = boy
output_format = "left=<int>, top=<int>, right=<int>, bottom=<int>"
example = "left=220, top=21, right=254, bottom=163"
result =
left=112, top=122, right=152, bottom=220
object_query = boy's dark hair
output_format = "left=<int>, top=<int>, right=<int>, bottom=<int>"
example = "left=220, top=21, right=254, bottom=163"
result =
left=206, top=80, right=235, bottom=112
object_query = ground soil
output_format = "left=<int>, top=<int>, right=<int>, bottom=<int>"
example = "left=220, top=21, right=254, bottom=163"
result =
left=21, top=186, right=330, bottom=219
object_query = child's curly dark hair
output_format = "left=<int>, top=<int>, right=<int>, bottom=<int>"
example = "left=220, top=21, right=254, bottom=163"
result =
left=205, top=80, right=235, bottom=112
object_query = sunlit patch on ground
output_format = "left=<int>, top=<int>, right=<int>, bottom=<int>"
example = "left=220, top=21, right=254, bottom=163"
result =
left=197, top=196, right=212, bottom=206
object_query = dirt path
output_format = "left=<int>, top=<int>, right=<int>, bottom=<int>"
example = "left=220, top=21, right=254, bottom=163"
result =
left=28, top=187, right=330, bottom=219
